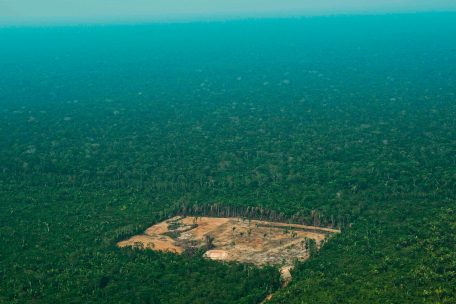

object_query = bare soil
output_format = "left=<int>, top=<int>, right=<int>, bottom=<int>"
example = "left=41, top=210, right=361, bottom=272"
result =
left=117, top=216, right=339, bottom=271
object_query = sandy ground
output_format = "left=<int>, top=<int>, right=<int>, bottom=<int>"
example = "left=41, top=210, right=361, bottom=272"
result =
left=279, top=266, right=293, bottom=286
left=117, top=234, right=184, bottom=253
left=117, top=216, right=339, bottom=271
left=204, top=250, right=229, bottom=260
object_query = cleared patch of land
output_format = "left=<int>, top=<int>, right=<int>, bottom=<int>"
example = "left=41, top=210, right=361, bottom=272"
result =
left=118, top=216, right=340, bottom=270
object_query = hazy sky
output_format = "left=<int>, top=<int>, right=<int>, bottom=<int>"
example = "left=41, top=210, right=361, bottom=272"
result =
left=1, top=0, right=456, bottom=25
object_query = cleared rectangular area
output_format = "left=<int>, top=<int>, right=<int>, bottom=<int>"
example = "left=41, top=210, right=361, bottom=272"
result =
left=117, top=216, right=340, bottom=268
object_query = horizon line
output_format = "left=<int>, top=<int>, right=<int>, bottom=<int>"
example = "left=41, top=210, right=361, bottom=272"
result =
left=1, top=9, right=456, bottom=28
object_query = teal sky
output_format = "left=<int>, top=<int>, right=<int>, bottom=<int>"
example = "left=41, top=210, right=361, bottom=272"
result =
left=1, top=0, right=456, bottom=25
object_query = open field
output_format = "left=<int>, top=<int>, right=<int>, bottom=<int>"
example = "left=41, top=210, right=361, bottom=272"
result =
left=118, top=216, right=340, bottom=271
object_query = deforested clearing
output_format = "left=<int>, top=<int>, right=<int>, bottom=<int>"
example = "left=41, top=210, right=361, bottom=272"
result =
left=117, top=216, right=340, bottom=268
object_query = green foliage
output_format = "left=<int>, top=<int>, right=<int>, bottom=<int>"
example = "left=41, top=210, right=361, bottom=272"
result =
left=270, top=202, right=456, bottom=303
left=1, top=14, right=456, bottom=303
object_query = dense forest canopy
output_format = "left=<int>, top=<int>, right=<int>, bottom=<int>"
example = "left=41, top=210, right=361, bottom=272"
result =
left=1, top=13, right=455, bottom=303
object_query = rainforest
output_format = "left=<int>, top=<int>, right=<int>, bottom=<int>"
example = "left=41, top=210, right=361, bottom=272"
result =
left=1, top=13, right=456, bottom=303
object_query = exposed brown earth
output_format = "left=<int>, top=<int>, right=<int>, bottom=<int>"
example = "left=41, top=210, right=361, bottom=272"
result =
left=117, top=216, right=339, bottom=270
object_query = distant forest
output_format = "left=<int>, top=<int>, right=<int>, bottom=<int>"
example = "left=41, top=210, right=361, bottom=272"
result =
left=1, top=14, right=456, bottom=303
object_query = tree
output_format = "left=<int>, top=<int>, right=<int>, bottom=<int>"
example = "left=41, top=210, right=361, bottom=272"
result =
left=205, top=234, right=215, bottom=250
